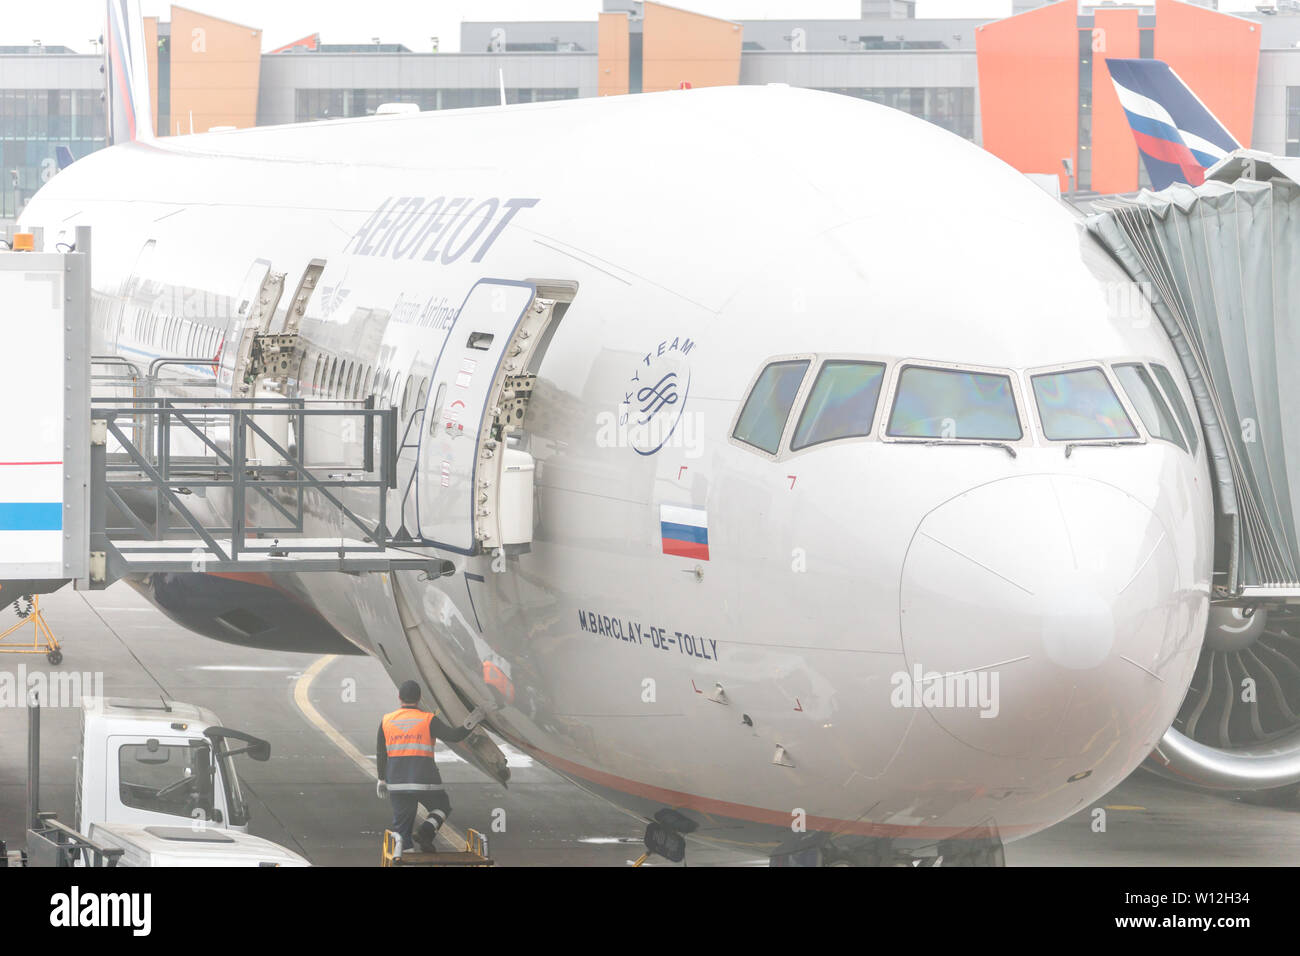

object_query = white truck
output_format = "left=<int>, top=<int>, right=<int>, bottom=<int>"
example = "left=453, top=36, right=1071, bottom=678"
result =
left=86, top=823, right=309, bottom=867
left=13, top=697, right=310, bottom=866
left=76, top=697, right=266, bottom=834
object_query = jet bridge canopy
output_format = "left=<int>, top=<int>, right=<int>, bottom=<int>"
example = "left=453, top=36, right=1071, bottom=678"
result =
left=1087, top=151, right=1300, bottom=599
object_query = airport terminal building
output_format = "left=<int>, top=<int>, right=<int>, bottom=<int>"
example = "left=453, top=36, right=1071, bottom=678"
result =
left=3, top=0, right=1300, bottom=219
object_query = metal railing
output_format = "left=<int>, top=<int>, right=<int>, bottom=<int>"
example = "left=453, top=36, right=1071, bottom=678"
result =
left=26, top=813, right=123, bottom=868
left=91, top=396, right=399, bottom=565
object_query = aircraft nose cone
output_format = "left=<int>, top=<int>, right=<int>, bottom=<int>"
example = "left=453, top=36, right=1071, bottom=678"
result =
left=899, top=474, right=1192, bottom=761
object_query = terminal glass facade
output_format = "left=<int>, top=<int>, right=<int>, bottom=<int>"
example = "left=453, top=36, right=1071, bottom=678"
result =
left=0, top=89, right=106, bottom=218
left=814, top=87, right=975, bottom=140
left=294, top=87, right=579, bottom=121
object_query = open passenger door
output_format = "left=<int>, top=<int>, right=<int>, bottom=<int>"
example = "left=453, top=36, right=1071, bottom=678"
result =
left=416, top=279, right=558, bottom=554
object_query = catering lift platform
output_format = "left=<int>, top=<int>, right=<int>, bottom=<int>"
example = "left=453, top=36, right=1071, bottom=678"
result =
left=0, top=226, right=448, bottom=634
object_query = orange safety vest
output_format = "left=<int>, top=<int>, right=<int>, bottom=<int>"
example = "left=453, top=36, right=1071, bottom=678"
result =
left=383, top=707, right=437, bottom=756
left=381, top=707, right=441, bottom=791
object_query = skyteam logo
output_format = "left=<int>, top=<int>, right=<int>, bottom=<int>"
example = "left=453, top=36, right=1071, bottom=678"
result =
left=601, top=336, right=698, bottom=456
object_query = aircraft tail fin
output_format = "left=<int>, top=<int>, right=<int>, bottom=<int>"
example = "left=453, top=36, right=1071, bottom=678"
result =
left=105, top=0, right=155, bottom=145
left=55, top=146, right=75, bottom=170
left=1105, top=58, right=1240, bottom=190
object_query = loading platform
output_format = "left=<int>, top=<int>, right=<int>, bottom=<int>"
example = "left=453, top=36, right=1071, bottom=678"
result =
left=0, top=225, right=449, bottom=608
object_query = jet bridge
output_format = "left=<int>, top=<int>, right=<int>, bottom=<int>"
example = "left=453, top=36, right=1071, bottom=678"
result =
left=1088, top=152, right=1300, bottom=792
left=0, top=226, right=447, bottom=600
left=1088, top=152, right=1300, bottom=602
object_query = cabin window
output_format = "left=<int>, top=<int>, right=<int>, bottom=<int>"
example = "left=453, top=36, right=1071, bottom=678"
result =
left=887, top=366, right=1021, bottom=441
left=1115, top=363, right=1186, bottom=451
left=733, top=360, right=810, bottom=454
left=1151, top=363, right=1199, bottom=455
left=400, top=377, right=415, bottom=418
left=791, top=360, right=886, bottom=450
left=1031, top=367, right=1137, bottom=441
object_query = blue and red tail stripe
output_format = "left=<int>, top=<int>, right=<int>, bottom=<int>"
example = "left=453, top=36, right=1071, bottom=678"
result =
left=1105, top=58, right=1240, bottom=191
left=105, top=0, right=154, bottom=145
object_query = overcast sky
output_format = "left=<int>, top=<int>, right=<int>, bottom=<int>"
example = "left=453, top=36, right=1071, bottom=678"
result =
left=0, top=1, right=1272, bottom=54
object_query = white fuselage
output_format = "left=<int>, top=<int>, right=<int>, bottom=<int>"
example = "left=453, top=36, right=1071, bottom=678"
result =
left=23, top=86, right=1214, bottom=857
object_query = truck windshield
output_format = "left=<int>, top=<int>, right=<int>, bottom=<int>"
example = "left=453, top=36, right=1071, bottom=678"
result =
left=118, top=741, right=216, bottom=820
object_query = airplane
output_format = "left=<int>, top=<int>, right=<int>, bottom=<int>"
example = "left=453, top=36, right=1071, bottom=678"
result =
left=15, top=0, right=1234, bottom=866
left=1105, top=57, right=1242, bottom=190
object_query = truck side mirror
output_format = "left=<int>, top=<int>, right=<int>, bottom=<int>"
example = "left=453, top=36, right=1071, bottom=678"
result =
left=204, top=726, right=271, bottom=762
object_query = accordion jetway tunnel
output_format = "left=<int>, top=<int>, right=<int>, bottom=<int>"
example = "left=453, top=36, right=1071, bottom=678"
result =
left=1088, top=152, right=1300, bottom=793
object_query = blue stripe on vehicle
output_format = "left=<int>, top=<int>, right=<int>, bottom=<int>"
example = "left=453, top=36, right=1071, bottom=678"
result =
left=0, top=503, right=62, bottom=531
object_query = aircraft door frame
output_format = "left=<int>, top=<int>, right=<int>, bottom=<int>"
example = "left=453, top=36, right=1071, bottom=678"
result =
left=217, top=258, right=285, bottom=396
left=415, top=278, right=546, bottom=555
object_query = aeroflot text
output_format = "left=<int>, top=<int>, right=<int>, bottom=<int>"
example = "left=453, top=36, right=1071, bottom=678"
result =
left=890, top=664, right=1000, bottom=718
left=50, top=887, right=151, bottom=936
left=343, top=195, right=540, bottom=264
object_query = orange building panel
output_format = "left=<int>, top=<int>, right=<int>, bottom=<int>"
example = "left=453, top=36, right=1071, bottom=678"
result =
left=143, top=16, right=160, bottom=135
left=1155, top=0, right=1260, bottom=148
left=598, top=12, right=630, bottom=97
left=1090, top=8, right=1141, bottom=195
left=642, top=1, right=742, bottom=94
left=976, top=0, right=1079, bottom=192
left=169, top=6, right=262, bottom=134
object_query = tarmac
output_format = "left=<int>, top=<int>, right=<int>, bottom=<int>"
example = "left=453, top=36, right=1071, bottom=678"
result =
left=1, top=584, right=1296, bottom=866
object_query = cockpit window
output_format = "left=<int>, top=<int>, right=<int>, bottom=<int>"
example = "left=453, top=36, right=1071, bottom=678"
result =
left=1031, top=367, right=1137, bottom=441
left=733, top=360, right=809, bottom=454
left=791, top=361, right=886, bottom=451
left=1150, top=363, right=1199, bottom=456
left=886, top=366, right=1022, bottom=441
left=1114, top=363, right=1187, bottom=452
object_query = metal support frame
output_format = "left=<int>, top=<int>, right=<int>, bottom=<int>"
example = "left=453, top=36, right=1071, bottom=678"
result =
left=26, top=814, right=123, bottom=868
left=89, top=395, right=445, bottom=584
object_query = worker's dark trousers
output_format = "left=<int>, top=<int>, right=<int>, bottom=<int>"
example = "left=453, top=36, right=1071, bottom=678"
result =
left=389, top=790, right=452, bottom=853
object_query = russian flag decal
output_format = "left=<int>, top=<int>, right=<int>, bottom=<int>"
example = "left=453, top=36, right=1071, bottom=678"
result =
left=660, top=504, right=709, bottom=561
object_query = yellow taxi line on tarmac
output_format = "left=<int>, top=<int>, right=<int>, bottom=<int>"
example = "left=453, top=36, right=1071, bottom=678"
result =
left=292, top=653, right=468, bottom=853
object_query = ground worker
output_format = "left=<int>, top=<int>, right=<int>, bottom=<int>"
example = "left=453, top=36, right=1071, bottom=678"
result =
left=377, top=679, right=486, bottom=855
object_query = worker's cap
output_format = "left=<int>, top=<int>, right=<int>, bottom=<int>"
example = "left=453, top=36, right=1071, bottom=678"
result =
left=398, top=680, right=422, bottom=704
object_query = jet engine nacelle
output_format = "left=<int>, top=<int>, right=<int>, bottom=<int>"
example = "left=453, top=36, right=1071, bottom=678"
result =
left=1151, top=605, right=1300, bottom=792
left=132, top=572, right=364, bottom=655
